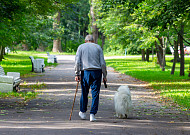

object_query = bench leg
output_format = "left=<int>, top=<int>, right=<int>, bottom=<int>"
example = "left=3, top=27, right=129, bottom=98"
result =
left=13, top=85, right=20, bottom=92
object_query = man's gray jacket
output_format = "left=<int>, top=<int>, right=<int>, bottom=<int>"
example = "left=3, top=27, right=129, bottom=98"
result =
left=75, top=42, right=107, bottom=79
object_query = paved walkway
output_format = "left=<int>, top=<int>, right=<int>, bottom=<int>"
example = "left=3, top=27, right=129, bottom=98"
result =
left=0, top=55, right=189, bottom=135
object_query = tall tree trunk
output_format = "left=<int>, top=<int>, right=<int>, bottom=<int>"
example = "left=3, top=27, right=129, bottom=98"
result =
left=0, top=46, right=4, bottom=61
left=53, top=11, right=62, bottom=52
left=3, top=47, right=6, bottom=55
left=37, top=44, right=45, bottom=52
left=161, top=36, right=167, bottom=71
left=179, top=23, right=185, bottom=76
left=171, top=40, right=178, bottom=74
left=155, top=41, right=163, bottom=67
left=141, top=49, right=145, bottom=61
left=90, top=0, right=98, bottom=44
left=22, top=44, right=29, bottom=51
left=157, top=37, right=166, bottom=69
left=146, top=49, right=150, bottom=62
left=101, top=34, right=105, bottom=50
left=64, top=37, right=67, bottom=52
left=78, top=10, right=81, bottom=41
left=152, top=46, right=154, bottom=61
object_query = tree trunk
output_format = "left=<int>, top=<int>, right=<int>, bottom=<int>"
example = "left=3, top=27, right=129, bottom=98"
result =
left=101, top=34, right=105, bottom=50
left=161, top=36, right=167, bottom=71
left=146, top=49, right=150, bottom=62
left=152, top=46, right=154, bottom=61
left=157, top=37, right=166, bottom=69
left=64, top=37, right=67, bottom=52
left=0, top=46, right=4, bottom=61
left=53, top=11, right=62, bottom=52
left=22, top=44, right=29, bottom=51
left=90, top=0, right=98, bottom=44
left=37, top=44, right=45, bottom=52
left=155, top=41, right=163, bottom=67
left=3, top=47, right=6, bottom=55
left=171, top=40, right=178, bottom=74
left=141, top=49, right=145, bottom=61
left=179, top=23, right=185, bottom=76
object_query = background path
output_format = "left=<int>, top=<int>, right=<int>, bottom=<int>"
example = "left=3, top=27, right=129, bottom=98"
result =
left=0, top=55, right=189, bottom=135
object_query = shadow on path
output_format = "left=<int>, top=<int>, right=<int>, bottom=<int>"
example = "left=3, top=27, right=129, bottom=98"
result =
left=0, top=55, right=189, bottom=135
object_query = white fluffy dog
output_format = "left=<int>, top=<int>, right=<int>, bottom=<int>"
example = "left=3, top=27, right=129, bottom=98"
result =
left=114, top=85, right=132, bottom=118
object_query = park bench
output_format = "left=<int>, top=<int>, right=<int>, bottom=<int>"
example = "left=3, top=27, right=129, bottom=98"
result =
left=47, top=52, right=57, bottom=63
left=5, top=47, right=11, bottom=54
left=169, top=47, right=174, bottom=55
left=0, top=66, right=21, bottom=92
left=171, top=46, right=190, bottom=55
left=184, top=46, right=190, bottom=55
left=29, top=56, right=45, bottom=73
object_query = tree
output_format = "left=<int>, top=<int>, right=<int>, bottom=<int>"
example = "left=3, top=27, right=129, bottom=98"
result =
left=89, top=0, right=99, bottom=44
left=0, top=0, right=77, bottom=60
left=61, top=0, right=90, bottom=52
left=52, top=11, right=62, bottom=52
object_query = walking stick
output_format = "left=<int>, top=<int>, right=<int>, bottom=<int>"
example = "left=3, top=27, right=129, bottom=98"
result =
left=69, top=81, right=79, bottom=120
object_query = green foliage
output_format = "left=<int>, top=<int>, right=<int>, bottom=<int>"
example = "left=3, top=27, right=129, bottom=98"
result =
left=61, top=0, right=90, bottom=52
left=93, top=0, right=190, bottom=55
left=0, top=91, right=38, bottom=102
left=106, top=56, right=190, bottom=108
left=0, top=0, right=78, bottom=51
left=21, top=82, right=46, bottom=89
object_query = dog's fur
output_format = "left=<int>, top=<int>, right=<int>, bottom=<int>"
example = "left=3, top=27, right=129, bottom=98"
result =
left=114, top=85, right=132, bottom=118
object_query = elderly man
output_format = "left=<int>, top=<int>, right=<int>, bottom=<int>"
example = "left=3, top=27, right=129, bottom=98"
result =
left=75, top=35, right=107, bottom=122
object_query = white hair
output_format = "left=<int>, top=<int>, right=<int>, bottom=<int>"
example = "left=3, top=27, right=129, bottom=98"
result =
left=85, top=35, right=94, bottom=41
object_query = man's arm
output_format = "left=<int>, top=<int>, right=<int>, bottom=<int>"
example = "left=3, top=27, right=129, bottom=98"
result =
left=99, top=48, right=107, bottom=80
left=74, top=46, right=81, bottom=77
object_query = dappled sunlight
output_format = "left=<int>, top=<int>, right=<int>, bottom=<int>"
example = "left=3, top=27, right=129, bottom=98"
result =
left=107, top=82, right=148, bottom=87
left=101, top=94, right=114, bottom=98
left=37, top=89, right=76, bottom=92
left=46, top=68, right=75, bottom=71
left=0, top=119, right=189, bottom=130
left=42, top=93, right=78, bottom=97
left=21, top=81, right=77, bottom=85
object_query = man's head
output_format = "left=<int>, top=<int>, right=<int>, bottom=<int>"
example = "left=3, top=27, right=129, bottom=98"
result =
left=85, top=35, right=94, bottom=43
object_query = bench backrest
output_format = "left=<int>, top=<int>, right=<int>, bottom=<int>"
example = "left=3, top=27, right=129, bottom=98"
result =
left=169, top=47, right=174, bottom=52
left=47, top=52, right=50, bottom=56
left=29, top=56, right=35, bottom=63
left=0, top=66, right=5, bottom=76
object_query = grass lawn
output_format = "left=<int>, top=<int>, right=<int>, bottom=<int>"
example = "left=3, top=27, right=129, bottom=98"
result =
left=0, top=51, right=57, bottom=100
left=1, top=51, right=58, bottom=77
left=106, top=56, right=190, bottom=109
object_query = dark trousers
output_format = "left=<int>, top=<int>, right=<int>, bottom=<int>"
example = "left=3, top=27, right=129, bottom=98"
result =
left=80, top=69, right=102, bottom=114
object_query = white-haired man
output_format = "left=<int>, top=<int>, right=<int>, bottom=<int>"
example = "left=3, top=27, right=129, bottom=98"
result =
left=75, top=35, right=107, bottom=122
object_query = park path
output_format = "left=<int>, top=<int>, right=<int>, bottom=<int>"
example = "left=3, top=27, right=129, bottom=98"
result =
left=0, top=55, right=189, bottom=135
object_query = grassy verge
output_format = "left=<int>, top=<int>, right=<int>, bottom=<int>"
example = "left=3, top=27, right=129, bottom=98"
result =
left=106, top=56, right=190, bottom=109
left=1, top=51, right=58, bottom=77
left=0, top=91, right=38, bottom=101
left=0, top=51, right=57, bottom=101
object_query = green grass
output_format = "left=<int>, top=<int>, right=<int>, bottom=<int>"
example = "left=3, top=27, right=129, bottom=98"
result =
left=1, top=51, right=58, bottom=77
left=0, top=51, right=58, bottom=101
left=106, top=56, right=190, bottom=109
left=0, top=91, right=39, bottom=104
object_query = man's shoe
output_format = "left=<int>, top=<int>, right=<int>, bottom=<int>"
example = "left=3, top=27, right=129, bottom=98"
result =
left=90, top=114, right=96, bottom=122
left=79, top=111, right=86, bottom=120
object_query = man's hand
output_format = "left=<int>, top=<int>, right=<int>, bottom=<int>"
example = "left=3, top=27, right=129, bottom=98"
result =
left=75, top=76, right=81, bottom=82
